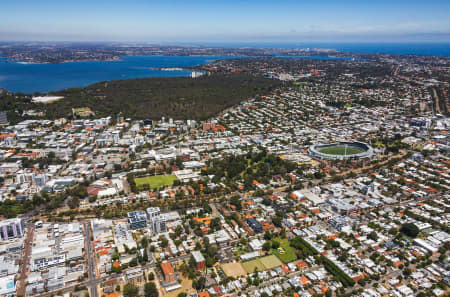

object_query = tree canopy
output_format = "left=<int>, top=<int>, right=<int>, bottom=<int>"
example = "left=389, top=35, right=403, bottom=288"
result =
left=144, top=282, right=158, bottom=297
left=400, top=223, right=420, bottom=238
left=42, top=74, right=282, bottom=121
left=123, top=283, right=139, bottom=297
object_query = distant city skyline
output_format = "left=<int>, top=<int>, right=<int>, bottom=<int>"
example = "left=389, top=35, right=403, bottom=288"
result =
left=1, top=0, right=450, bottom=42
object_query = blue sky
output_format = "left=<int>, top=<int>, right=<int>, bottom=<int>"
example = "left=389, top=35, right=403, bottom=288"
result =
left=1, top=0, right=449, bottom=42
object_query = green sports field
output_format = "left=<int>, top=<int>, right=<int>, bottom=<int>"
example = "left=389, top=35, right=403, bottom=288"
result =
left=242, top=259, right=265, bottom=273
left=260, top=255, right=283, bottom=269
left=134, top=175, right=177, bottom=189
left=272, top=238, right=297, bottom=263
left=318, top=146, right=365, bottom=156
left=241, top=255, right=284, bottom=274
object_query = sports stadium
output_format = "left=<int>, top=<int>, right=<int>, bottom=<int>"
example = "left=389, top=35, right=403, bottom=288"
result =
left=308, top=141, right=374, bottom=160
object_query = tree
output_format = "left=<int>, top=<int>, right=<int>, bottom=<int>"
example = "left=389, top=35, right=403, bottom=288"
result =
left=262, top=241, right=272, bottom=251
left=368, top=231, right=378, bottom=241
left=175, top=225, right=184, bottom=237
left=148, top=272, right=155, bottom=280
left=123, top=283, right=138, bottom=297
left=68, top=197, right=80, bottom=209
left=230, top=195, right=242, bottom=211
left=400, top=223, right=419, bottom=238
left=144, top=282, right=158, bottom=297
left=177, top=293, right=187, bottom=297
left=272, top=216, right=282, bottom=228
left=210, top=217, right=221, bottom=231
left=193, top=277, right=206, bottom=290
left=160, top=238, right=169, bottom=248
left=141, top=237, right=149, bottom=248
left=143, top=249, right=149, bottom=262
left=271, top=240, right=280, bottom=249
left=195, top=242, right=202, bottom=250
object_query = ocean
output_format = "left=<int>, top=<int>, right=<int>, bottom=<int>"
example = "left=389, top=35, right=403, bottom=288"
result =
left=183, top=42, right=450, bottom=57
left=0, top=54, right=357, bottom=93
left=0, top=42, right=449, bottom=93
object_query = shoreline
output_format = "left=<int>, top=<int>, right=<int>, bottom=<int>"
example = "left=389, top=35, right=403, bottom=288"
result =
left=13, top=57, right=123, bottom=65
left=5, top=53, right=364, bottom=66
left=0, top=56, right=219, bottom=94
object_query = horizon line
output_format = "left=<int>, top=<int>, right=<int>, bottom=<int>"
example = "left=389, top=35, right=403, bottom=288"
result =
left=1, top=40, right=450, bottom=44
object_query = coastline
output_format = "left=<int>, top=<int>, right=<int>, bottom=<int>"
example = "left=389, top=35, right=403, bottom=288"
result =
left=0, top=46, right=448, bottom=93
left=13, top=57, right=122, bottom=65
left=0, top=55, right=222, bottom=93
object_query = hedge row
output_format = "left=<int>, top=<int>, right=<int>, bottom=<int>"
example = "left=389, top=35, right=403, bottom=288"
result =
left=290, top=236, right=319, bottom=256
left=320, top=255, right=355, bottom=287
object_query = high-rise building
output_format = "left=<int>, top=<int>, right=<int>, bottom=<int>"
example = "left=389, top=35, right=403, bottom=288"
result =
left=4, top=137, right=14, bottom=146
left=35, top=174, right=48, bottom=187
left=150, top=216, right=167, bottom=234
left=146, top=207, right=166, bottom=234
left=146, top=207, right=160, bottom=220
left=0, top=218, right=24, bottom=241
left=192, top=251, right=206, bottom=271
left=112, top=131, right=120, bottom=144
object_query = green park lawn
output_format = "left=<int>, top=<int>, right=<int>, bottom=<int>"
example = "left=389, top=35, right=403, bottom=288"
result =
left=134, top=175, right=178, bottom=190
left=272, top=237, right=297, bottom=263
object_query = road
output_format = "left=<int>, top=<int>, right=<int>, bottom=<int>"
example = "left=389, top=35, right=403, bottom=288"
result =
left=431, top=87, right=441, bottom=115
left=31, top=192, right=423, bottom=297
left=83, top=221, right=98, bottom=297
left=393, top=65, right=400, bottom=76
left=29, top=147, right=417, bottom=297
left=332, top=150, right=408, bottom=179
left=16, top=223, right=34, bottom=297
left=33, top=244, right=190, bottom=297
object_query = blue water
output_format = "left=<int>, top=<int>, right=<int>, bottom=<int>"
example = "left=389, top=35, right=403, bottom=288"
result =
left=0, top=54, right=360, bottom=93
left=1, top=42, right=448, bottom=93
left=0, top=55, right=232, bottom=93
left=178, top=42, right=450, bottom=57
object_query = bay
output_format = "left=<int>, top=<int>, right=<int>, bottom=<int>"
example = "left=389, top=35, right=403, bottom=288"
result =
left=0, top=56, right=230, bottom=94
left=0, top=46, right=428, bottom=94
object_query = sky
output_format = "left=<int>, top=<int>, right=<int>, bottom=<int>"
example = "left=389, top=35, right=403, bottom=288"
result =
left=1, top=0, right=450, bottom=43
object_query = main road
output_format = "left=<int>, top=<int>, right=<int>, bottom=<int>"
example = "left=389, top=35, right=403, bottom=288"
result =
left=16, top=223, right=34, bottom=297
left=83, top=221, right=98, bottom=297
left=33, top=247, right=190, bottom=297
